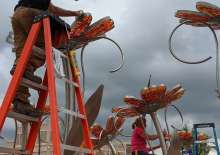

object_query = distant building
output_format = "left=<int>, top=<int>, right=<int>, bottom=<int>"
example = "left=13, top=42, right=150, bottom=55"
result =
left=0, top=123, right=52, bottom=155
left=94, top=142, right=131, bottom=155
left=0, top=123, right=132, bottom=155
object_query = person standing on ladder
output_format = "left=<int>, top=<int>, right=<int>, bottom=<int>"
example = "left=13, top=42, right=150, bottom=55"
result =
left=11, top=0, right=82, bottom=117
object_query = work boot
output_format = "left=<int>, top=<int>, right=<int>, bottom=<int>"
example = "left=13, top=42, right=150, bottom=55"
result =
left=13, top=100, right=44, bottom=117
left=10, top=65, right=42, bottom=84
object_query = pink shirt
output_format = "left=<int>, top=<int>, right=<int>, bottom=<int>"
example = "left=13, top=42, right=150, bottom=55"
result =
left=131, top=127, right=150, bottom=153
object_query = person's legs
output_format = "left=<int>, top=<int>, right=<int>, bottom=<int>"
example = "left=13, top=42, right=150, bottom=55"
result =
left=15, top=7, right=46, bottom=71
left=138, top=151, right=151, bottom=155
left=132, top=151, right=150, bottom=155
left=11, top=7, right=46, bottom=117
left=11, top=7, right=45, bottom=76
left=132, top=151, right=138, bottom=155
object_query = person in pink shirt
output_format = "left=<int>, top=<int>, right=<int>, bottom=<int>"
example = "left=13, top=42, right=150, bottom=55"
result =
left=131, top=116, right=163, bottom=155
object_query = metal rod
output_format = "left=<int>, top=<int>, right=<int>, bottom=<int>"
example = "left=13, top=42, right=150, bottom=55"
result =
left=150, top=112, right=167, bottom=155
left=107, top=141, right=117, bottom=155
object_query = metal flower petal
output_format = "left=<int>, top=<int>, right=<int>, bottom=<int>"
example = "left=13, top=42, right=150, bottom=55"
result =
left=114, top=116, right=125, bottom=131
left=196, top=1, right=220, bottom=17
left=175, top=10, right=211, bottom=22
left=91, top=123, right=104, bottom=138
left=124, top=95, right=145, bottom=107
left=112, top=107, right=139, bottom=118
left=105, top=116, right=114, bottom=132
left=161, top=85, right=185, bottom=106
left=70, top=13, right=93, bottom=38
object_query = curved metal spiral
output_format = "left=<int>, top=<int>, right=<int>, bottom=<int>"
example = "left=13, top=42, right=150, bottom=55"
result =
left=164, top=105, right=184, bottom=137
left=80, top=36, right=124, bottom=92
left=169, top=20, right=214, bottom=64
left=169, top=20, right=220, bottom=94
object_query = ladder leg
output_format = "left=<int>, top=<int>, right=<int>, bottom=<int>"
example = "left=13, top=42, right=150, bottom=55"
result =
left=193, top=128, right=198, bottom=155
left=69, top=51, right=94, bottom=155
left=43, top=17, right=61, bottom=155
left=213, top=127, right=220, bottom=155
left=0, top=21, right=42, bottom=130
left=25, top=72, right=48, bottom=154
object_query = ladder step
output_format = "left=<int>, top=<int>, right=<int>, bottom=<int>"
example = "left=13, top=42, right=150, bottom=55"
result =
left=55, top=72, right=79, bottom=87
left=8, top=111, right=39, bottom=122
left=0, top=146, right=29, bottom=154
left=61, top=144, right=92, bottom=154
left=58, top=107, right=85, bottom=119
left=59, top=77, right=79, bottom=87
left=53, top=48, right=68, bottom=59
left=21, top=78, right=48, bottom=91
left=194, top=123, right=215, bottom=128
left=194, top=140, right=208, bottom=144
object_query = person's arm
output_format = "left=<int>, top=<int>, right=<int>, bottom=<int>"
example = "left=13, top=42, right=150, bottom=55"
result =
left=145, top=133, right=159, bottom=141
left=48, top=2, right=82, bottom=17
left=146, top=130, right=171, bottom=141
left=137, top=129, right=159, bottom=141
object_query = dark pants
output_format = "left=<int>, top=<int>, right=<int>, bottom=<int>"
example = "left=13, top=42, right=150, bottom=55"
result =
left=132, top=151, right=153, bottom=155
left=11, top=7, right=46, bottom=103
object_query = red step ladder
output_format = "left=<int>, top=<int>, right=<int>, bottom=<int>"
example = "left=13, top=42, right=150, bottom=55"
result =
left=0, top=13, right=94, bottom=155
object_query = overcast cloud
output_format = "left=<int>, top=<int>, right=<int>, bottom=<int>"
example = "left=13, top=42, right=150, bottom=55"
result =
left=1, top=0, right=220, bottom=152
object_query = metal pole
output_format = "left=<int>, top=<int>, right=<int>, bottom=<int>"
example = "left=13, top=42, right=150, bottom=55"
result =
left=108, top=141, right=117, bottom=155
left=213, top=127, right=220, bottom=155
left=150, top=112, right=167, bottom=155
left=21, top=123, right=28, bottom=150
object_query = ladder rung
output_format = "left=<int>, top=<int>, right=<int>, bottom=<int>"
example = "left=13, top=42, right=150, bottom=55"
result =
left=58, top=107, right=85, bottom=119
left=194, top=123, right=215, bottom=128
left=8, top=111, right=39, bottom=122
left=0, top=146, right=29, bottom=154
left=21, top=78, right=48, bottom=91
left=53, top=48, right=68, bottom=59
left=61, top=144, right=92, bottom=154
left=57, top=76, right=79, bottom=87
left=194, top=140, right=209, bottom=144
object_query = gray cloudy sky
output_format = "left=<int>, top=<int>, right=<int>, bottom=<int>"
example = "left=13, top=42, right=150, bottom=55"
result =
left=1, top=0, right=220, bottom=152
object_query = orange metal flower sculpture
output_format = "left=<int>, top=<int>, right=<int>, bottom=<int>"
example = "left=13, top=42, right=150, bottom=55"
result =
left=177, top=130, right=209, bottom=142
left=176, top=129, right=210, bottom=151
left=170, top=1, right=220, bottom=98
left=90, top=116, right=125, bottom=152
left=112, top=82, right=184, bottom=155
left=112, top=84, right=184, bottom=117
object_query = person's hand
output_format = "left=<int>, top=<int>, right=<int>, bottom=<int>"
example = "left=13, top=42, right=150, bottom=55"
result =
left=163, top=130, right=171, bottom=140
left=75, top=10, right=84, bottom=16
left=69, top=10, right=84, bottom=17
left=162, top=130, right=168, bottom=136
